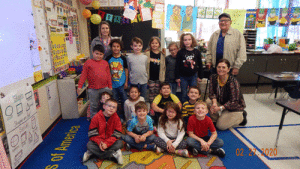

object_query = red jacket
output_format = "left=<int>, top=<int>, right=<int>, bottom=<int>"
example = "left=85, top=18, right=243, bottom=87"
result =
left=88, top=110, right=122, bottom=147
left=78, top=59, right=112, bottom=89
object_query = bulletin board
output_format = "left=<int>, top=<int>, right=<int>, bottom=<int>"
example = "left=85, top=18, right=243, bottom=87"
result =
left=43, top=0, right=81, bottom=74
left=88, top=7, right=160, bottom=51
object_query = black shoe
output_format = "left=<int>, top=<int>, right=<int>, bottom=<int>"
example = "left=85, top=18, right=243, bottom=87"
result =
left=211, top=148, right=225, bottom=158
left=239, top=110, right=247, bottom=126
left=192, top=148, right=198, bottom=156
left=125, top=143, right=131, bottom=151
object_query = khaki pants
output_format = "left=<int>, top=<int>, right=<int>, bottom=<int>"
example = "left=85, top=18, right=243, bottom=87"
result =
left=206, top=98, right=243, bottom=130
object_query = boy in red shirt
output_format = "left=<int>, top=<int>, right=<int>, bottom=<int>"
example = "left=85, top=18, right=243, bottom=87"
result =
left=77, top=45, right=112, bottom=119
left=83, top=99, right=123, bottom=164
left=186, top=101, right=225, bottom=158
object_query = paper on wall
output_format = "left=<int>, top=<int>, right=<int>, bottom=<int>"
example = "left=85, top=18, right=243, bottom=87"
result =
left=109, top=0, right=119, bottom=6
left=0, top=86, right=42, bottom=169
left=45, top=80, right=60, bottom=120
left=141, top=8, right=152, bottom=21
left=123, top=7, right=137, bottom=20
left=119, top=0, right=124, bottom=6
left=224, top=9, right=246, bottom=33
left=152, top=11, right=164, bottom=29
left=155, top=4, right=164, bottom=12
left=99, top=0, right=109, bottom=6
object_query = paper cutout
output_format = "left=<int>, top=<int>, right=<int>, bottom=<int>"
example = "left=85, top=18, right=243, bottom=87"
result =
left=213, top=8, right=222, bottom=19
left=141, top=7, right=152, bottom=21
left=137, top=13, right=142, bottom=22
left=114, top=15, right=121, bottom=23
left=109, top=0, right=120, bottom=6
left=125, top=0, right=138, bottom=11
left=99, top=0, right=109, bottom=6
left=290, top=7, right=300, bottom=26
left=168, top=5, right=182, bottom=31
left=279, top=8, right=290, bottom=26
left=152, top=11, right=164, bottom=29
left=197, top=7, right=206, bottom=19
left=131, top=17, right=138, bottom=23
left=33, top=70, right=43, bottom=82
left=155, top=3, right=164, bottom=12
left=106, top=13, right=113, bottom=22
left=256, top=8, right=268, bottom=28
left=223, top=9, right=247, bottom=33
left=123, top=7, right=137, bottom=20
left=267, top=8, right=279, bottom=26
left=206, top=7, right=214, bottom=19
left=245, top=9, right=257, bottom=29
left=98, top=10, right=106, bottom=19
left=182, top=6, right=194, bottom=32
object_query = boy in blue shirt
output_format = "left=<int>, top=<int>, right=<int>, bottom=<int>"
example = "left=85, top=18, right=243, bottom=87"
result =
left=106, top=39, right=128, bottom=121
left=123, top=101, right=156, bottom=151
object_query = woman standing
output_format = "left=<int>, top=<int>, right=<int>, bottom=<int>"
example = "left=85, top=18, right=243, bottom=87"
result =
left=207, top=59, right=247, bottom=130
left=90, top=21, right=112, bottom=59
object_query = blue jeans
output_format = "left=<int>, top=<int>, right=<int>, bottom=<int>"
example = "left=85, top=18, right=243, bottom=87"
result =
left=130, top=83, right=147, bottom=101
left=170, top=82, right=177, bottom=95
left=123, top=134, right=156, bottom=150
left=186, top=136, right=224, bottom=155
left=113, top=85, right=127, bottom=120
left=180, top=74, right=198, bottom=103
left=88, top=87, right=112, bottom=118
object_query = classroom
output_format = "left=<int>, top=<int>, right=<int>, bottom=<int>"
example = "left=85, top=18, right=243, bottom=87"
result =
left=0, top=0, right=300, bottom=169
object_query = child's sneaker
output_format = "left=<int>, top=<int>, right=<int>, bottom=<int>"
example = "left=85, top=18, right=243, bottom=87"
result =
left=146, top=144, right=156, bottom=151
left=125, top=143, right=131, bottom=151
left=192, top=148, right=198, bottom=156
left=156, top=147, right=164, bottom=154
left=112, top=149, right=123, bottom=165
left=176, top=149, right=189, bottom=157
left=82, top=150, right=92, bottom=162
left=211, top=148, right=226, bottom=158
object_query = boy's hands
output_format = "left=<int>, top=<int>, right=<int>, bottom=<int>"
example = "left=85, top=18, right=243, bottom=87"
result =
left=134, top=135, right=141, bottom=143
left=167, top=140, right=175, bottom=153
left=200, top=140, right=210, bottom=152
left=140, top=135, right=147, bottom=142
left=99, top=142, right=107, bottom=151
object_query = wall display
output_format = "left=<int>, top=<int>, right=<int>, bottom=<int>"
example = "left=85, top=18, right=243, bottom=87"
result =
left=44, top=0, right=81, bottom=74
left=206, top=7, right=214, bottom=19
left=245, top=9, right=257, bottom=29
left=267, top=8, right=279, bottom=26
left=99, top=0, right=109, bottom=6
left=0, top=86, right=42, bottom=169
left=290, top=7, right=300, bottom=26
left=166, top=5, right=197, bottom=33
left=197, top=7, right=206, bottom=19
left=213, top=8, right=222, bottom=19
left=152, top=3, right=165, bottom=29
left=279, top=8, right=290, bottom=26
left=256, top=8, right=268, bottom=28
left=223, top=9, right=246, bottom=33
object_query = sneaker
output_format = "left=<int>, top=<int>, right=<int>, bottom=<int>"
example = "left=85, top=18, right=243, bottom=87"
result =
left=82, top=150, right=92, bottom=162
left=146, top=144, right=156, bottom=151
left=112, top=149, right=123, bottom=165
left=125, top=143, right=131, bottom=151
left=156, top=147, right=164, bottom=154
left=192, top=148, right=198, bottom=156
left=211, top=148, right=226, bottom=158
left=239, top=110, right=247, bottom=126
left=176, top=149, right=189, bottom=157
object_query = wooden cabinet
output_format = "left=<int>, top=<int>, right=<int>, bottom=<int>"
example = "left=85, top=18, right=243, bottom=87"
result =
left=266, top=55, right=298, bottom=72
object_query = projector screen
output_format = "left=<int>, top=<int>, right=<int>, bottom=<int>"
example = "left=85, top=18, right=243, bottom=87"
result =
left=0, top=0, right=41, bottom=89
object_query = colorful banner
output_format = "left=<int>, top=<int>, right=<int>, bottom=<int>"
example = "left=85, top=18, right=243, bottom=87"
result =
left=245, top=9, right=257, bottom=29
left=0, top=86, right=43, bottom=169
left=256, top=8, right=268, bottom=28
left=267, top=8, right=280, bottom=26
left=166, top=5, right=197, bottom=32
left=290, top=7, right=300, bottom=26
left=224, top=9, right=247, bottom=33
left=279, top=8, right=290, bottom=26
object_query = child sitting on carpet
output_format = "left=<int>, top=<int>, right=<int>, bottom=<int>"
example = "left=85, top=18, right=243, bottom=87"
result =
left=123, top=101, right=157, bottom=151
left=124, top=85, right=145, bottom=123
left=87, top=91, right=112, bottom=121
left=186, top=101, right=225, bottom=158
left=151, top=82, right=181, bottom=125
left=181, top=86, right=201, bottom=126
left=83, top=98, right=124, bottom=165
left=154, top=102, right=189, bottom=157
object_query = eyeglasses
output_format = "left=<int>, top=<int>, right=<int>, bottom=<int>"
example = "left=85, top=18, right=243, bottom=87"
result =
left=219, top=19, right=231, bottom=23
left=105, top=104, right=117, bottom=109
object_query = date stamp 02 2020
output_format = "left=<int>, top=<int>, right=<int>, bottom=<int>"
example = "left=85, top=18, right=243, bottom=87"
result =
left=236, top=148, right=278, bottom=157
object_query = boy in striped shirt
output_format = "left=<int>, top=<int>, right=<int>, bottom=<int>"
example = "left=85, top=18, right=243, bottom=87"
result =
left=182, top=86, right=201, bottom=126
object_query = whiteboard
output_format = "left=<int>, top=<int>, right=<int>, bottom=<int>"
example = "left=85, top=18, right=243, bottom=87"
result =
left=0, top=0, right=41, bottom=89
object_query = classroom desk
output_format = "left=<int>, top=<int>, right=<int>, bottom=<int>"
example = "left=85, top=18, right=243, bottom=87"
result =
left=275, top=99, right=300, bottom=147
left=254, top=72, right=300, bottom=99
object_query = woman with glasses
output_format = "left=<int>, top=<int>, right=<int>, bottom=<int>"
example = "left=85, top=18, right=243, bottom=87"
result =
left=206, top=13, right=247, bottom=76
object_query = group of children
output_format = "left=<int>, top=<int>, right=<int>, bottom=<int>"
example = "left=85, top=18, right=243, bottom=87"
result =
left=79, top=33, right=224, bottom=165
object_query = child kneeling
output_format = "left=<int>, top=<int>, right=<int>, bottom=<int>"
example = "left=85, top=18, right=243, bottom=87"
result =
left=123, top=101, right=156, bottom=151
left=154, top=102, right=189, bottom=157
left=83, top=99, right=123, bottom=164
left=187, top=101, right=225, bottom=158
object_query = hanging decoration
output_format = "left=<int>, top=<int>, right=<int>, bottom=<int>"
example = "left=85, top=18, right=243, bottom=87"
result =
left=79, top=0, right=92, bottom=5
left=290, top=7, right=300, bottom=26
left=90, top=14, right=102, bottom=24
left=98, top=10, right=106, bottom=19
left=267, top=8, right=279, bottom=26
left=106, top=13, right=114, bottom=22
left=82, top=9, right=92, bottom=18
left=92, top=0, right=101, bottom=9
left=114, top=15, right=121, bottom=23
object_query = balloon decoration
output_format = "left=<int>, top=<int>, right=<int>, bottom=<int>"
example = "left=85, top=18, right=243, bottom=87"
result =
left=79, top=0, right=92, bottom=5
left=82, top=9, right=92, bottom=19
left=92, top=0, right=100, bottom=9
left=90, top=14, right=102, bottom=24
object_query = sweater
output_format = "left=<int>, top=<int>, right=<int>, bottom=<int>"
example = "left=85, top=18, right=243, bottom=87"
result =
left=157, top=118, right=185, bottom=148
left=126, top=53, right=148, bottom=84
left=78, top=59, right=112, bottom=89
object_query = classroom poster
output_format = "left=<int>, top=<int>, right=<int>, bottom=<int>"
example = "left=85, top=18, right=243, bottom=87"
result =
left=206, top=7, right=214, bottom=19
left=213, top=8, right=222, bottom=19
left=50, top=32, right=69, bottom=72
left=197, top=7, right=206, bottom=18
left=267, top=8, right=279, bottom=26
left=245, top=9, right=257, bottom=29
left=290, top=7, right=300, bottom=26
left=255, top=8, right=268, bottom=28
left=152, top=11, right=164, bottom=29
left=99, top=0, right=109, bottom=6
left=279, top=8, right=290, bottom=26
left=224, top=9, right=246, bottom=33
left=166, top=5, right=197, bottom=32
left=0, top=86, right=42, bottom=169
